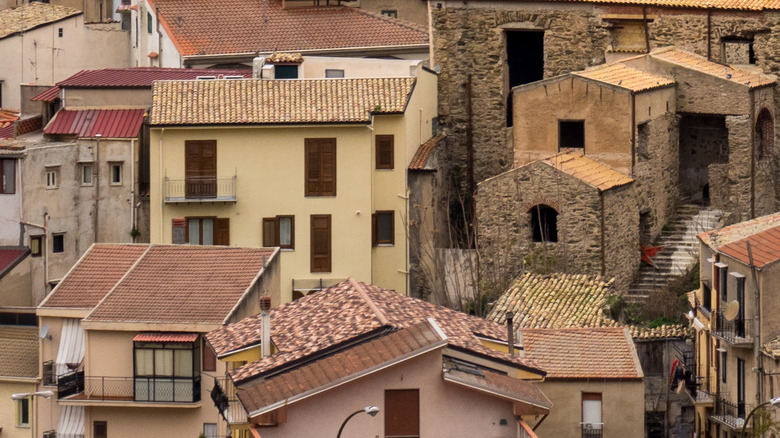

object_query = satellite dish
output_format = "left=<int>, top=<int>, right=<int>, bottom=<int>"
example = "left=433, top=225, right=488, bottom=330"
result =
left=724, top=300, right=740, bottom=321
left=39, top=324, right=50, bottom=340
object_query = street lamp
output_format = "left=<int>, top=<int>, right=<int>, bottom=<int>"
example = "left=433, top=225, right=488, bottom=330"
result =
left=741, top=396, right=780, bottom=437
left=11, top=391, right=53, bottom=438
left=336, top=406, right=379, bottom=438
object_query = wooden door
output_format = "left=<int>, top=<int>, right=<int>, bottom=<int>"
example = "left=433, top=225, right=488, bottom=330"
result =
left=185, top=140, right=217, bottom=198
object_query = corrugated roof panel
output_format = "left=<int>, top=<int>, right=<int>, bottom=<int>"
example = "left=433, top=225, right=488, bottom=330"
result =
left=45, top=109, right=145, bottom=138
left=32, top=85, right=61, bottom=101
left=652, top=48, right=776, bottom=89
left=57, top=67, right=252, bottom=88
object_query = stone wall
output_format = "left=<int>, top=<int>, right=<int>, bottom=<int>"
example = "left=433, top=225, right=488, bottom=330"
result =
left=726, top=115, right=754, bottom=221
left=603, top=184, right=640, bottom=293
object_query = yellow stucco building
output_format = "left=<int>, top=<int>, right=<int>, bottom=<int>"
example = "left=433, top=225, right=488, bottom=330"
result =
left=148, top=69, right=438, bottom=304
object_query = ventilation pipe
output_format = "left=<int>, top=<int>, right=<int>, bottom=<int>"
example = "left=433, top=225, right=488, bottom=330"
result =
left=260, top=296, right=271, bottom=357
left=507, top=311, right=515, bottom=356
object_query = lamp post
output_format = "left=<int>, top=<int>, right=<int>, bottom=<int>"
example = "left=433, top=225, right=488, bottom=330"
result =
left=336, top=406, right=379, bottom=438
left=12, top=391, right=53, bottom=438
left=740, top=396, right=780, bottom=437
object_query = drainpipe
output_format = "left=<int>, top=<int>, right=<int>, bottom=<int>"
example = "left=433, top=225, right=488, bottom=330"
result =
left=630, top=93, right=636, bottom=178
left=130, top=138, right=135, bottom=241
left=506, top=311, right=514, bottom=356
left=642, top=6, right=650, bottom=54
left=158, top=127, right=165, bottom=241
left=94, top=135, right=101, bottom=243
left=749, top=92, right=756, bottom=219
left=747, top=242, right=763, bottom=405
left=599, top=191, right=606, bottom=276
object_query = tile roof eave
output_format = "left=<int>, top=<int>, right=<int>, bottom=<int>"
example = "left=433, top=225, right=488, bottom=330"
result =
left=0, top=11, right=82, bottom=41
left=444, top=344, right=547, bottom=377
left=222, top=247, right=279, bottom=325
left=179, top=44, right=430, bottom=60
left=0, top=248, right=30, bottom=280
left=148, top=120, right=373, bottom=128
left=571, top=74, right=676, bottom=94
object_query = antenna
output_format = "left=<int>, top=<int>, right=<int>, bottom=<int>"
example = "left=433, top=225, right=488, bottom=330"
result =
left=39, top=324, right=51, bottom=340
left=724, top=300, right=740, bottom=321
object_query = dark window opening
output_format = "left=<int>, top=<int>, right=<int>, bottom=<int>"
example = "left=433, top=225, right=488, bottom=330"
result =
left=505, top=30, right=544, bottom=127
left=52, top=234, right=64, bottom=253
left=721, top=351, right=727, bottom=383
left=755, top=108, right=773, bottom=160
left=0, top=312, right=37, bottom=325
left=702, top=283, right=712, bottom=313
left=559, top=120, right=585, bottom=150
left=637, top=122, right=650, bottom=162
left=1, top=158, right=16, bottom=194
left=719, top=266, right=728, bottom=302
left=275, top=65, right=298, bottom=79
left=94, top=421, right=107, bottom=438
left=58, top=28, right=63, bottom=37
left=381, top=9, right=398, bottom=18
left=372, top=211, right=394, bottom=246
left=529, top=204, right=558, bottom=243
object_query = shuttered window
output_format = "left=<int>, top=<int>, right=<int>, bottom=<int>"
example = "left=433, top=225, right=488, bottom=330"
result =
left=184, top=217, right=229, bottom=246
left=305, top=139, right=336, bottom=196
left=385, top=389, right=419, bottom=438
left=376, top=135, right=394, bottom=169
left=263, top=216, right=294, bottom=249
left=310, top=215, right=331, bottom=272
left=372, top=211, right=394, bottom=246
left=184, top=140, right=217, bottom=198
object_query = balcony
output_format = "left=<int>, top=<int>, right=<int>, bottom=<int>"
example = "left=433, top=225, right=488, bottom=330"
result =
left=212, top=377, right=247, bottom=424
left=712, top=311, right=753, bottom=346
left=164, top=176, right=236, bottom=203
left=581, top=424, right=603, bottom=438
left=692, top=376, right=714, bottom=405
left=42, top=360, right=56, bottom=386
left=712, top=396, right=750, bottom=430
left=57, top=372, right=201, bottom=404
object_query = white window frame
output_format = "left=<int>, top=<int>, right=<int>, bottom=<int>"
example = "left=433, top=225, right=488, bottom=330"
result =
left=81, top=163, right=94, bottom=186
left=45, top=167, right=59, bottom=189
left=109, top=162, right=123, bottom=185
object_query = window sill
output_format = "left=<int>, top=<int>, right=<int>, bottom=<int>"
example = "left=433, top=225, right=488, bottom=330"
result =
left=280, top=248, right=295, bottom=252
left=110, top=183, right=123, bottom=186
left=16, top=425, right=31, bottom=429
left=375, top=243, right=394, bottom=247
left=45, top=187, right=59, bottom=190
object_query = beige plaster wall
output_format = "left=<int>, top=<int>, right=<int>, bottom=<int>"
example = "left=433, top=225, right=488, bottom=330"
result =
left=0, top=255, right=33, bottom=307
left=346, top=0, right=428, bottom=25
left=0, top=158, right=22, bottom=245
left=0, top=380, right=39, bottom=438
left=298, top=56, right=423, bottom=79
left=535, top=380, right=645, bottom=438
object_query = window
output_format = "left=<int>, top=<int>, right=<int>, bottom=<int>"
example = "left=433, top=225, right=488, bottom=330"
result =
left=110, top=163, right=122, bottom=185
left=30, top=235, right=43, bottom=257
left=325, top=69, right=345, bottom=78
left=262, top=216, right=294, bottom=249
left=559, top=120, right=585, bottom=150
left=305, top=138, right=336, bottom=196
left=582, top=393, right=603, bottom=432
left=16, top=398, right=30, bottom=427
left=381, top=9, right=398, bottom=18
left=94, top=421, right=107, bottom=438
left=203, top=423, right=217, bottom=438
left=185, top=140, right=217, bottom=198
left=372, top=211, right=394, bottom=246
left=755, top=108, right=773, bottom=160
left=310, top=215, right=331, bottom=272
left=134, top=338, right=201, bottom=402
left=716, top=263, right=728, bottom=302
left=52, top=234, right=64, bottom=253
left=529, top=204, right=558, bottom=243
left=376, top=135, right=394, bottom=170
left=147, top=12, right=152, bottom=34
left=1, top=158, right=15, bottom=193
left=186, top=217, right=230, bottom=246
left=80, top=164, right=93, bottom=185
left=637, top=122, right=650, bottom=162
left=702, top=283, right=712, bottom=313
left=274, top=65, right=298, bottom=79
left=45, top=167, right=59, bottom=189
left=505, top=30, right=544, bottom=127
left=737, top=358, right=746, bottom=417
left=58, top=27, right=63, bottom=37
left=385, top=389, right=419, bottom=438
left=608, top=20, right=646, bottom=52
left=721, top=351, right=727, bottom=383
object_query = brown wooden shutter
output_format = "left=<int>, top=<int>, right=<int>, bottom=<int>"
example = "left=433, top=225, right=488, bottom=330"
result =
left=320, top=139, right=336, bottom=195
left=214, top=218, right=230, bottom=246
left=310, top=215, right=331, bottom=272
left=172, top=217, right=186, bottom=244
left=304, top=139, right=336, bottom=196
left=262, top=217, right=278, bottom=247
left=376, top=135, right=394, bottom=169
left=305, top=139, right=320, bottom=196
left=185, top=140, right=217, bottom=198
left=385, top=389, right=419, bottom=437
left=203, top=341, right=217, bottom=372
left=93, top=421, right=108, bottom=438
left=371, top=212, right=378, bottom=246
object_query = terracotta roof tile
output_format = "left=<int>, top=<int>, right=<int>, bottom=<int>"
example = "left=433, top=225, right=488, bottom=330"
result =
left=478, top=0, right=780, bottom=11
left=716, top=224, right=780, bottom=268
left=133, top=332, right=200, bottom=342
left=699, top=211, right=780, bottom=247
left=150, top=78, right=416, bottom=126
left=651, top=48, right=775, bottom=89
left=84, top=245, right=276, bottom=324
left=215, top=278, right=543, bottom=383
left=148, top=0, right=427, bottom=57
left=44, top=109, right=146, bottom=138
left=0, top=145, right=25, bottom=156
left=763, top=335, right=780, bottom=359
left=409, top=134, right=444, bottom=171
left=543, top=152, right=634, bottom=191
left=521, top=327, right=643, bottom=380
left=56, top=67, right=251, bottom=88
left=575, top=63, right=675, bottom=92
left=443, top=365, right=551, bottom=409
left=0, top=3, right=80, bottom=40
left=0, top=326, right=39, bottom=379
left=265, top=53, right=303, bottom=64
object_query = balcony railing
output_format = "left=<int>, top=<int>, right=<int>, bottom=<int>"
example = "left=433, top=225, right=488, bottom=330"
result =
left=713, top=397, right=750, bottom=429
left=213, top=377, right=247, bottom=424
left=693, top=376, right=714, bottom=404
left=165, top=176, right=236, bottom=203
left=712, top=311, right=753, bottom=345
left=57, top=374, right=201, bottom=403
left=581, top=424, right=603, bottom=438
left=57, top=370, right=84, bottom=399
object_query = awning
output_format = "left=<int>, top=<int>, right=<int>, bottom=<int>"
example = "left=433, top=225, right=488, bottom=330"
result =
left=55, top=319, right=85, bottom=377
left=133, top=332, right=199, bottom=343
left=57, top=405, right=85, bottom=438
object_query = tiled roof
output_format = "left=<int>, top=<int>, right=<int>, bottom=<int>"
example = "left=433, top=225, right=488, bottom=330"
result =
left=489, top=0, right=780, bottom=11
left=84, top=245, right=276, bottom=324
left=148, top=0, right=427, bottom=57
left=56, top=67, right=251, bottom=88
left=763, top=335, right=780, bottom=359
left=543, top=152, right=634, bottom=191
left=0, top=110, right=20, bottom=140
left=150, top=78, right=416, bottom=126
left=214, top=278, right=543, bottom=384
left=44, top=109, right=146, bottom=139
left=265, top=53, right=303, bottom=64
left=0, top=326, right=39, bottom=379
left=0, top=247, right=29, bottom=279
left=631, top=324, right=691, bottom=339
left=717, top=225, right=780, bottom=268
left=133, top=332, right=199, bottom=343
left=0, top=145, right=25, bottom=157
left=32, top=85, right=60, bottom=102
left=41, top=244, right=148, bottom=309
left=409, top=134, right=445, bottom=171
left=575, top=63, right=675, bottom=92
left=699, top=212, right=780, bottom=248
left=521, top=327, right=643, bottom=380
left=237, top=320, right=447, bottom=416
left=651, top=47, right=776, bottom=89
left=0, top=3, right=80, bottom=40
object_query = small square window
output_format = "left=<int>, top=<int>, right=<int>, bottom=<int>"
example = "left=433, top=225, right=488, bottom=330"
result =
left=381, top=9, right=398, bottom=18
left=52, top=234, right=64, bottom=253
left=58, top=28, right=63, bottom=38
left=147, top=12, right=152, bottom=34
left=559, top=120, right=585, bottom=150
left=45, top=167, right=59, bottom=189
left=325, top=69, right=345, bottom=78
left=81, top=164, right=93, bottom=185
left=372, top=211, right=394, bottom=246
left=274, top=65, right=298, bottom=79
left=30, top=236, right=43, bottom=257
left=110, top=163, right=122, bottom=185
left=262, top=215, right=295, bottom=249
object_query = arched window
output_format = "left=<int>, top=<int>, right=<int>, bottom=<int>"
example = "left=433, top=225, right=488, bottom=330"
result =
left=529, top=204, right=558, bottom=243
left=756, top=108, right=774, bottom=160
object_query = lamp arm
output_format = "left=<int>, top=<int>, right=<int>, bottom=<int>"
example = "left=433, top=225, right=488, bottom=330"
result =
left=741, top=401, right=771, bottom=437
left=336, top=410, right=364, bottom=438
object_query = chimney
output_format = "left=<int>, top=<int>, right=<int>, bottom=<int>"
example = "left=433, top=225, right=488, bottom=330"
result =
left=260, top=296, right=271, bottom=357
left=506, top=311, right=514, bottom=356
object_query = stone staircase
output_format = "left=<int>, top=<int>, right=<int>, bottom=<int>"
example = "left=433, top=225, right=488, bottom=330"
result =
left=627, top=204, right=724, bottom=304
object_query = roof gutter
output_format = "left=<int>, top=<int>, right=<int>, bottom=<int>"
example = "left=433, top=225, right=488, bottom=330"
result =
left=181, top=44, right=429, bottom=65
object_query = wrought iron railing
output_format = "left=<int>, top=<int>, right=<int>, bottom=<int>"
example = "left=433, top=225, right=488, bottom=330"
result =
left=42, top=361, right=56, bottom=386
left=43, top=431, right=57, bottom=438
left=713, top=311, right=753, bottom=344
left=694, top=376, right=714, bottom=403
left=581, top=424, right=603, bottom=438
left=58, top=374, right=201, bottom=403
left=164, top=176, right=236, bottom=201
left=713, top=396, right=750, bottom=429
left=213, top=377, right=247, bottom=424
left=57, top=370, right=84, bottom=399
